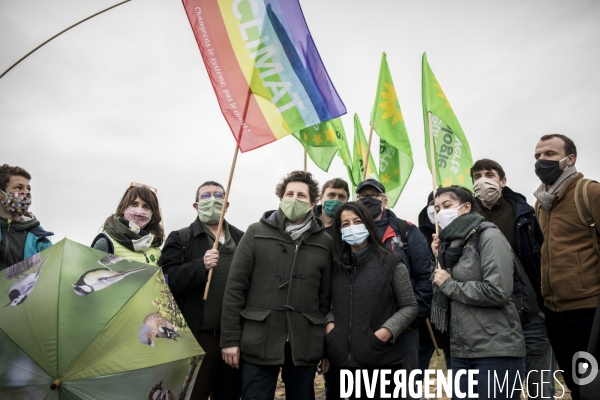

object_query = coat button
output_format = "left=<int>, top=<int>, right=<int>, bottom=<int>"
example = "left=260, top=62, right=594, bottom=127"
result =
left=226, top=333, right=230, bottom=339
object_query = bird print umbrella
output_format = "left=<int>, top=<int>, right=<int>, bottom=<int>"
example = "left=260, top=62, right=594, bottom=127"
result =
left=0, top=238, right=204, bottom=400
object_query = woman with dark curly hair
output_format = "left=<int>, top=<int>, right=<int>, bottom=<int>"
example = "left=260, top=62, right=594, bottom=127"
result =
left=91, top=182, right=164, bottom=265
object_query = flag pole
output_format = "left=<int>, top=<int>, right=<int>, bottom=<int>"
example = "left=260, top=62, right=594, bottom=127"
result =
left=204, top=144, right=239, bottom=300
left=362, top=121, right=375, bottom=181
left=204, top=87, right=252, bottom=300
left=303, top=149, right=307, bottom=172
left=427, top=111, right=442, bottom=356
left=0, top=0, right=131, bottom=80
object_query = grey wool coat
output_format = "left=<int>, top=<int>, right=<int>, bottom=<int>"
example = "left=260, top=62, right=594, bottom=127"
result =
left=220, top=208, right=332, bottom=366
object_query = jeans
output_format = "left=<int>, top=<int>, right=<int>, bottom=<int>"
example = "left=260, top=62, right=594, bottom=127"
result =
left=451, top=356, right=526, bottom=400
left=522, top=314, right=555, bottom=399
left=240, top=343, right=316, bottom=400
left=400, top=328, right=420, bottom=400
left=545, top=308, right=596, bottom=400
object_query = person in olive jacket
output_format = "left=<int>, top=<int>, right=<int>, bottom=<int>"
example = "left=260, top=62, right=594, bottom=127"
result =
left=220, top=171, right=332, bottom=400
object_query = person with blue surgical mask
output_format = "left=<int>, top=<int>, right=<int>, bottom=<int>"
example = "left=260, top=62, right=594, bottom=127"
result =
left=324, top=201, right=417, bottom=400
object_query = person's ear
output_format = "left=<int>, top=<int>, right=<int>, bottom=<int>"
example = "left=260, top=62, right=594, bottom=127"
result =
left=309, top=201, right=315, bottom=210
left=224, top=201, right=230, bottom=212
left=567, top=154, right=576, bottom=166
left=193, top=202, right=199, bottom=212
left=500, top=177, right=507, bottom=188
left=464, top=202, right=472, bottom=213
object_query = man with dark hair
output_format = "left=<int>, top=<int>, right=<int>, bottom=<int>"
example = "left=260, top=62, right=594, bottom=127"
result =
left=0, top=164, right=52, bottom=270
left=315, top=178, right=349, bottom=236
left=355, top=178, right=432, bottom=400
left=470, top=158, right=555, bottom=398
left=221, top=170, right=331, bottom=400
left=160, top=181, right=244, bottom=400
left=533, top=134, right=600, bottom=400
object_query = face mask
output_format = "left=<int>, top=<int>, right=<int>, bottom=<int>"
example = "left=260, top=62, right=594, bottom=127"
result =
left=341, top=224, right=370, bottom=247
left=323, top=199, right=343, bottom=218
left=0, top=190, right=31, bottom=217
left=427, top=205, right=436, bottom=224
left=358, top=196, right=383, bottom=219
left=535, top=156, right=568, bottom=186
left=437, top=204, right=466, bottom=230
left=280, top=198, right=311, bottom=222
left=473, top=177, right=502, bottom=208
left=197, top=197, right=224, bottom=225
left=124, top=206, right=153, bottom=229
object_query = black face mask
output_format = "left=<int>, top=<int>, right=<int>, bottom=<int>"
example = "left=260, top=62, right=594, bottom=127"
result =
left=358, top=196, right=382, bottom=219
left=535, top=158, right=565, bottom=186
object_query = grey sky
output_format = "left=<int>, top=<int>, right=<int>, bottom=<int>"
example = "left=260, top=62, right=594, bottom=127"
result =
left=1, top=0, right=599, bottom=245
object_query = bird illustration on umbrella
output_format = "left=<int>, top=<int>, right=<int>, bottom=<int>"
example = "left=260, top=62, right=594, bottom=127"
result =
left=72, top=265, right=147, bottom=296
left=5, top=255, right=49, bottom=307
left=138, top=313, right=181, bottom=347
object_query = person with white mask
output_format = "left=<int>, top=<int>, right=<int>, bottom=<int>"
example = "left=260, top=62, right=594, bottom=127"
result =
left=159, top=181, right=244, bottom=400
left=431, top=186, right=526, bottom=400
left=471, top=158, right=555, bottom=399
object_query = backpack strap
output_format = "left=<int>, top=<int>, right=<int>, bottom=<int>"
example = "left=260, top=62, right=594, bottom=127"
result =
left=91, top=233, right=114, bottom=254
left=575, top=179, right=600, bottom=262
left=396, top=218, right=409, bottom=251
left=178, top=226, right=192, bottom=264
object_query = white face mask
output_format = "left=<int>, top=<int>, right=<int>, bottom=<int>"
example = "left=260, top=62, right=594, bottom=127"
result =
left=427, top=205, right=436, bottom=224
left=437, top=204, right=466, bottom=230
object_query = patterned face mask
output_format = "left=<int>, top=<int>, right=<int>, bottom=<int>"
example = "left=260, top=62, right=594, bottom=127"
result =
left=0, top=190, right=32, bottom=216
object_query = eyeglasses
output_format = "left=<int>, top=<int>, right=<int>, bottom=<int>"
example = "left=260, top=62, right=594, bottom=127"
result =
left=198, top=192, right=225, bottom=201
left=129, top=182, right=158, bottom=196
left=356, top=193, right=384, bottom=200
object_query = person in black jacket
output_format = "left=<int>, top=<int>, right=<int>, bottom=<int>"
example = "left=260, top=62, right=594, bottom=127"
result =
left=355, top=179, right=432, bottom=400
left=159, top=181, right=244, bottom=400
left=326, top=201, right=417, bottom=399
left=471, top=158, right=554, bottom=399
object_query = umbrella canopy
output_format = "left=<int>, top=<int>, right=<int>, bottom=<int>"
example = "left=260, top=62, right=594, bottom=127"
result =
left=0, top=238, right=204, bottom=400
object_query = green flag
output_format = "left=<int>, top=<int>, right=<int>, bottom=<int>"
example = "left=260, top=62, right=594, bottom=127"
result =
left=352, top=114, right=379, bottom=193
left=329, top=118, right=355, bottom=186
left=422, top=52, right=473, bottom=189
left=370, top=52, right=414, bottom=207
left=293, top=120, right=339, bottom=172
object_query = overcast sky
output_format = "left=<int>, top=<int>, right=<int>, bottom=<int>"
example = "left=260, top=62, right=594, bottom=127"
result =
left=1, top=0, right=599, bottom=246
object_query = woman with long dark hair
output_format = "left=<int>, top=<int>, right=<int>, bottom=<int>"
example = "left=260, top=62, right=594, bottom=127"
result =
left=430, top=186, right=525, bottom=400
left=91, top=182, right=164, bottom=265
left=325, top=201, right=417, bottom=398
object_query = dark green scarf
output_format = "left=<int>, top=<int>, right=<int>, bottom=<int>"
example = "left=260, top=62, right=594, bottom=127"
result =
left=103, top=216, right=159, bottom=252
left=431, top=213, right=484, bottom=332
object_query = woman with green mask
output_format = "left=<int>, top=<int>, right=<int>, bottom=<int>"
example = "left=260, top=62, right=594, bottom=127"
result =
left=220, top=170, right=332, bottom=400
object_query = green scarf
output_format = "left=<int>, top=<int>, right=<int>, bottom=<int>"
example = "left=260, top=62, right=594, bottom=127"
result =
left=103, top=216, right=159, bottom=252
left=431, top=213, right=484, bottom=332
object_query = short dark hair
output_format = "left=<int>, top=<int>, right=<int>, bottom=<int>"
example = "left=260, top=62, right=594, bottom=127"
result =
left=321, top=178, right=349, bottom=198
left=195, top=181, right=225, bottom=202
left=331, top=201, right=393, bottom=268
left=434, top=186, right=479, bottom=213
left=539, top=134, right=577, bottom=157
left=0, top=164, right=31, bottom=192
left=470, top=159, right=506, bottom=182
left=275, top=171, right=320, bottom=203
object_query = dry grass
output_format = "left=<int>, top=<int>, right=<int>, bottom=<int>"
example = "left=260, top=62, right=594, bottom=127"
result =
left=274, top=352, right=571, bottom=399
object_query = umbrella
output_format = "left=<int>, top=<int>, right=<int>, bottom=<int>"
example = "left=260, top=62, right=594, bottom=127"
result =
left=0, top=238, right=204, bottom=400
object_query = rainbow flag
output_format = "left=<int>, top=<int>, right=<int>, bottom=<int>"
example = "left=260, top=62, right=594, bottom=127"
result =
left=182, top=0, right=346, bottom=152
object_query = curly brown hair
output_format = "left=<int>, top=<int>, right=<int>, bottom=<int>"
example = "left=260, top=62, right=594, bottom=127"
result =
left=275, top=171, right=320, bottom=204
left=104, top=186, right=165, bottom=246
left=0, top=164, right=31, bottom=192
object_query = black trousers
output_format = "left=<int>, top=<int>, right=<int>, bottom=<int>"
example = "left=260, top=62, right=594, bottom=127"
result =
left=545, top=307, right=596, bottom=400
left=240, top=343, right=317, bottom=400
left=191, top=331, right=242, bottom=400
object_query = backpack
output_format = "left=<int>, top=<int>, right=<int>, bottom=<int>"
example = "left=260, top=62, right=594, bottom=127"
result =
left=475, top=225, right=540, bottom=325
left=396, top=218, right=409, bottom=252
left=178, top=226, right=192, bottom=264
left=91, top=233, right=115, bottom=254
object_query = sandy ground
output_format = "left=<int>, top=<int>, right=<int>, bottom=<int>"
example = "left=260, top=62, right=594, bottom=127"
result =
left=274, top=351, right=571, bottom=400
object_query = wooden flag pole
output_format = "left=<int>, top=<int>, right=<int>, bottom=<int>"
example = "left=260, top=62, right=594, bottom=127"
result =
left=362, top=121, right=375, bottom=181
left=0, top=0, right=131, bottom=80
left=427, top=111, right=442, bottom=356
left=203, top=144, right=239, bottom=300
left=303, top=149, right=307, bottom=172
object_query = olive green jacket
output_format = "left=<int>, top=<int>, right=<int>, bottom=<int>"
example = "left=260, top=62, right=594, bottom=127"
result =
left=440, top=223, right=526, bottom=358
left=220, top=209, right=332, bottom=366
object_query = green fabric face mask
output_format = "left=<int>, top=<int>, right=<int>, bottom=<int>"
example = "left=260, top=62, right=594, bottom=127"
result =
left=280, top=198, right=311, bottom=222
left=323, top=199, right=343, bottom=217
left=198, top=198, right=224, bottom=224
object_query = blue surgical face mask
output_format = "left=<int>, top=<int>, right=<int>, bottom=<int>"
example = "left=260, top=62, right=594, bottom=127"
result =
left=341, top=224, right=370, bottom=246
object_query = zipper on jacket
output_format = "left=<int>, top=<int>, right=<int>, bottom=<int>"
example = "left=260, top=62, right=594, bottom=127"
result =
left=348, top=266, right=355, bottom=367
left=286, top=244, right=301, bottom=343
